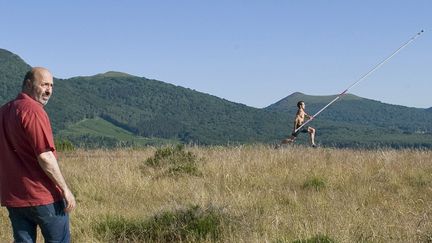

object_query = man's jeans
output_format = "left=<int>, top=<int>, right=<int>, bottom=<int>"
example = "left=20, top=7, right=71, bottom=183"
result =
left=7, top=200, right=70, bottom=243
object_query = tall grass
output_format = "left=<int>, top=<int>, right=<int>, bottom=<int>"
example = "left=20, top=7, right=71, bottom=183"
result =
left=1, top=145, right=431, bottom=242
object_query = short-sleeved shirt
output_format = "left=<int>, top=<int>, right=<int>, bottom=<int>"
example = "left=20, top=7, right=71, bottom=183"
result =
left=0, top=93, right=62, bottom=207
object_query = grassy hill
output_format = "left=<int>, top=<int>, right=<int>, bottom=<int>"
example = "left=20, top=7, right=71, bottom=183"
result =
left=1, top=48, right=431, bottom=148
left=57, top=117, right=175, bottom=148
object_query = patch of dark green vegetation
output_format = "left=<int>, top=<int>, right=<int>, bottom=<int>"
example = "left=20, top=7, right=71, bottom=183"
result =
left=302, top=176, right=326, bottom=191
left=55, top=139, right=75, bottom=152
left=94, top=205, right=229, bottom=242
left=405, top=173, right=430, bottom=188
left=143, top=144, right=201, bottom=176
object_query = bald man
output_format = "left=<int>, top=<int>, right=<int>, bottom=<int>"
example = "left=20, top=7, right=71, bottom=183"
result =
left=0, top=67, right=76, bottom=242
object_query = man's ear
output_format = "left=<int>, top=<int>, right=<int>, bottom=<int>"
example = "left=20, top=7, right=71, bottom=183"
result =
left=23, top=79, right=33, bottom=91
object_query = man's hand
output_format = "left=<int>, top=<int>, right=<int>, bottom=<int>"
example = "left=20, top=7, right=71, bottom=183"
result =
left=63, top=188, right=76, bottom=213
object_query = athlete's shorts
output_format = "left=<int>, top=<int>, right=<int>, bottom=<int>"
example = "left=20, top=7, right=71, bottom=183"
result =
left=292, top=128, right=309, bottom=137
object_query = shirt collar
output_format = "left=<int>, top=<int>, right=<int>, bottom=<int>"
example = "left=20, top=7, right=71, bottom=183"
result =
left=16, top=92, right=43, bottom=107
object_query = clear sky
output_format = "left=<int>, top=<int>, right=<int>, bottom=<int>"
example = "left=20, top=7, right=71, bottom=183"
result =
left=1, top=0, right=430, bottom=108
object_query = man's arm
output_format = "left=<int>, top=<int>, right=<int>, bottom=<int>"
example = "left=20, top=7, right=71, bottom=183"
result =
left=304, top=112, right=313, bottom=120
left=293, top=119, right=298, bottom=132
left=38, top=151, right=76, bottom=213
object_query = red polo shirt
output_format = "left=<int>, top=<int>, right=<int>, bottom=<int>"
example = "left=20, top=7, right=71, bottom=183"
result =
left=0, top=93, right=62, bottom=207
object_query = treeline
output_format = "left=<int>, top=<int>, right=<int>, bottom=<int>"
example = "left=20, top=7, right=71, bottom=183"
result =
left=1, top=48, right=431, bottom=149
left=46, top=74, right=290, bottom=145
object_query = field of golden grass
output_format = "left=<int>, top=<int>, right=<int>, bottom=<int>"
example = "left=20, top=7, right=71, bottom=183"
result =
left=1, top=145, right=431, bottom=242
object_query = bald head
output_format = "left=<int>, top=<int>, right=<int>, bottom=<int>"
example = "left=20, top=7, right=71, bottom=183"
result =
left=22, top=67, right=54, bottom=106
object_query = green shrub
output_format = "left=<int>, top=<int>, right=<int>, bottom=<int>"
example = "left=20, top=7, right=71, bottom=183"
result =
left=94, top=205, right=228, bottom=242
left=143, top=145, right=201, bottom=176
left=302, top=176, right=326, bottom=191
left=55, top=139, right=75, bottom=152
left=406, top=173, right=430, bottom=188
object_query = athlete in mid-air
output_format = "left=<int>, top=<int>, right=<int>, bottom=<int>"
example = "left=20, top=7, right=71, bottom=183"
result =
left=281, top=101, right=316, bottom=147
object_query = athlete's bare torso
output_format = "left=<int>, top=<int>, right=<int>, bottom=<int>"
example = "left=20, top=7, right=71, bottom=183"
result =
left=294, top=108, right=306, bottom=130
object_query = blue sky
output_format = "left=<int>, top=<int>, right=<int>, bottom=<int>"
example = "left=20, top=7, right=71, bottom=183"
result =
left=1, top=1, right=430, bottom=108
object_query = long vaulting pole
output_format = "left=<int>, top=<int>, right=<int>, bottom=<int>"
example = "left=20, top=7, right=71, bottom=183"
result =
left=295, top=30, right=424, bottom=133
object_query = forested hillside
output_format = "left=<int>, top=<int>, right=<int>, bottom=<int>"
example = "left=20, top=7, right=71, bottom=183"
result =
left=0, top=49, right=31, bottom=101
left=0, top=49, right=289, bottom=146
left=1, top=48, right=431, bottom=148
left=267, top=92, right=432, bottom=134
left=267, top=92, right=432, bottom=147
left=48, top=72, right=289, bottom=145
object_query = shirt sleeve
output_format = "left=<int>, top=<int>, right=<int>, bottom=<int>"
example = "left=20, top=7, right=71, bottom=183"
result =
left=22, top=108, right=56, bottom=156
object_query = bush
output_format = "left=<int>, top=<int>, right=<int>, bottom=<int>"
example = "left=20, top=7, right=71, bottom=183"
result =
left=406, top=173, right=430, bottom=188
left=143, top=144, right=201, bottom=176
left=302, top=176, right=326, bottom=191
left=94, top=205, right=228, bottom=242
left=55, top=139, right=75, bottom=152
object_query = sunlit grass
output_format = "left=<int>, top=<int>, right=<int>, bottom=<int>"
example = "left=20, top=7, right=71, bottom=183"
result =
left=1, top=145, right=431, bottom=242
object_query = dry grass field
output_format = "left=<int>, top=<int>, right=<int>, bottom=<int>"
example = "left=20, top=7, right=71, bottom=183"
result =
left=1, top=145, right=432, bottom=242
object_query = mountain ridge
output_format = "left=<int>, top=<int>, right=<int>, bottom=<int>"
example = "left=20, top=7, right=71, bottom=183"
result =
left=266, top=92, right=364, bottom=111
left=1, top=48, right=431, bottom=148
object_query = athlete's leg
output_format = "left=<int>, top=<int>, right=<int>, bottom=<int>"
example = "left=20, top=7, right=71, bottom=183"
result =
left=281, top=135, right=296, bottom=144
left=308, top=127, right=316, bottom=146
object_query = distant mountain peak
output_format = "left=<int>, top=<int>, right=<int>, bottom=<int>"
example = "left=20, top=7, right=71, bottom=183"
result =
left=290, top=92, right=305, bottom=96
left=0, top=48, right=29, bottom=66
left=0, top=48, right=12, bottom=55
left=265, top=92, right=363, bottom=111
left=96, top=71, right=135, bottom=78
left=0, top=48, right=15, bottom=56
